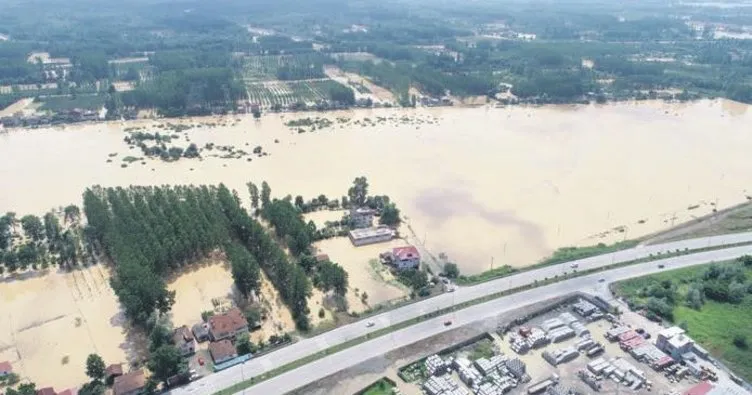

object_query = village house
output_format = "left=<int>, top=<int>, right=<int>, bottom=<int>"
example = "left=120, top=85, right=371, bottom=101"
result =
left=192, top=323, right=211, bottom=343
left=113, top=370, right=147, bottom=395
left=349, top=226, right=394, bottom=247
left=656, top=327, right=695, bottom=359
left=0, top=361, right=12, bottom=377
left=105, top=363, right=124, bottom=384
left=381, top=246, right=421, bottom=270
left=172, top=325, right=196, bottom=356
left=37, top=388, right=57, bottom=395
left=209, top=340, right=238, bottom=364
left=208, top=307, right=248, bottom=341
left=349, top=207, right=375, bottom=229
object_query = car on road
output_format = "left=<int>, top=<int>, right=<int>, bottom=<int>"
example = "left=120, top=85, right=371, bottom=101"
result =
left=598, top=278, right=606, bottom=283
left=444, top=320, right=452, bottom=326
left=570, top=263, right=579, bottom=269
left=658, top=264, right=665, bottom=269
left=366, top=321, right=375, bottom=327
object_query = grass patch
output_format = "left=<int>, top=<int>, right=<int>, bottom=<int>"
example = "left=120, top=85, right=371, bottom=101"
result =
left=457, top=239, right=638, bottom=285
left=614, top=259, right=752, bottom=381
left=538, top=240, right=639, bottom=266
left=39, top=94, right=105, bottom=111
left=361, top=378, right=396, bottom=395
left=456, top=265, right=516, bottom=285
left=468, top=338, right=495, bottom=360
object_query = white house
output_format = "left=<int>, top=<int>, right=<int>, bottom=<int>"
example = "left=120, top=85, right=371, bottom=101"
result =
left=391, top=246, right=420, bottom=270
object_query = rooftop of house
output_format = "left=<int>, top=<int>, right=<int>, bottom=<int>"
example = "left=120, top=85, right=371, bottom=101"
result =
left=315, top=254, right=330, bottom=262
left=57, top=389, right=78, bottom=395
left=349, top=226, right=394, bottom=239
left=106, top=363, right=123, bottom=377
left=668, top=334, right=694, bottom=349
left=36, top=387, right=56, bottom=395
left=173, top=325, right=194, bottom=344
left=351, top=207, right=376, bottom=215
left=0, top=361, right=12, bottom=372
left=659, top=326, right=686, bottom=340
left=113, top=370, right=146, bottom=395
left=209, top=339, right=238, bottom=362
left=208, top=307, right=247, bottom=335
left=393, top=245, right=420, bottom=260
left=192, top=323, right=210, bottom=337
left=684, top=382, right=714, bottom=395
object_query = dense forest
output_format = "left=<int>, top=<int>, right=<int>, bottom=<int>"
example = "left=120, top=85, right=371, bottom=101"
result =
left=81, top=184, right=315, bottom=330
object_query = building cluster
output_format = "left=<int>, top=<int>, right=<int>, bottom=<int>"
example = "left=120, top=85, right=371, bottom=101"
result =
left=683, top=381, right=750, bottom=395
left=509, top=308, right=601, bottom=357
left=345, top=206, right=422, bottom=271
left=0, top=359, right=148, bottom=395
left=597, top=320, right=727, bottom=391
left=0, top=108, right=108, bottom=129
left=419, top=350, right=530, bottom=395
left=191, top=307, right=250, bottom=368
left=586, top=356, right=650, bottom=391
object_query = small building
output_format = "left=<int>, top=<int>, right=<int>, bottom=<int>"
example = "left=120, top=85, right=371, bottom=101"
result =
left=349, top=226, right=394, bottom=246
left=208, top=307, right=248, bottom=341
left=315, top=254, right=330, bottom=263
left=113, top=370, right=146, bottom=395
left=192, top=323, right=211, bottom=343
left=209, top=339, right=238, bottom=364
left=105, top=363, right=124, bottom=383
left=37, top=388, right=57, bottom=395
left=173, top=325, right=196, bottom=356
left=350, top=207, right=375, bottom=229
left=389, top=246, right=421, bottom=270
left=0, top=361, right=12, bottom=377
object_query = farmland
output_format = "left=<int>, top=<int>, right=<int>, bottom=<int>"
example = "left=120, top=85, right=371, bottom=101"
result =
left=241, top=54, right=357, bottom=109
left=246, top=80, right=351, bottom=108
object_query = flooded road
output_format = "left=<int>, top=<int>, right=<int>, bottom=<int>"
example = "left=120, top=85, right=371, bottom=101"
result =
left=2, top=99, right=751, bottom=274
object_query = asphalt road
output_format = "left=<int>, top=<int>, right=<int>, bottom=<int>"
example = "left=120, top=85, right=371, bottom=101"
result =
left=170, top=232, right=752, bottom=395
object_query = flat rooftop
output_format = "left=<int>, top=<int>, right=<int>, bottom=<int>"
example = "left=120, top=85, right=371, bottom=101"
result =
left=349, top=226, right=394, bottom=239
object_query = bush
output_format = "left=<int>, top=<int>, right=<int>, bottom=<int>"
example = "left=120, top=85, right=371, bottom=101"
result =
left=733, top=334, right=748, bottom=349
left=443, top=262, right=460, bottom=279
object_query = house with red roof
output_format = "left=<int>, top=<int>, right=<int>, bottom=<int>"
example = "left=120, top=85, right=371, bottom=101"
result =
left=684, top=381, right=714, bottom=395
left=390, top=246, right=420, bottom=270
left=208, top=307, right=248, bottom=341
left=0, top=361, right=12, bottom=377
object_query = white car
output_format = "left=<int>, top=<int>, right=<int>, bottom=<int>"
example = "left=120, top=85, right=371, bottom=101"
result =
left=366, top=321, right=375, bottom=327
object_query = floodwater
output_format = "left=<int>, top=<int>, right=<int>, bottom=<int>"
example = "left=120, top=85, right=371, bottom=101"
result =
left=2, top=99, right=752, bottom=274
left=0, top=266, right=128, bottom=390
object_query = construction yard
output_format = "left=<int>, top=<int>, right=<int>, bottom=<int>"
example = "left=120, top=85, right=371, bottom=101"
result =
left=292, top=294, right=749, bottom=395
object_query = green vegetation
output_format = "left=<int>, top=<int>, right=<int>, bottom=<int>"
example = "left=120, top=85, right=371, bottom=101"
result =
left=38, top=95, right=105, bottom=111
left=469, top=338, right=495, bottom=360
left=361, top=378, right=396, bottom=395
left=539, top=239, right=640, bottom=266
left=614, top=256, right=752, bottom=380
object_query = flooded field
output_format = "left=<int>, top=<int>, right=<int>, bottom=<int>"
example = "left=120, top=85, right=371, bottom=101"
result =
left=0, top=265, right=129, bottom=390
left=167, top=259, right=235, bottom=330
left=2, top=99, right=752, bottom=274
left=313, top=237, right=410, bottom=312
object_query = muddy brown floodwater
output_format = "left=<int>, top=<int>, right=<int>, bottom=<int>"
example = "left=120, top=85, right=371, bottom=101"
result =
left=2, top=99, right=751, bottom=274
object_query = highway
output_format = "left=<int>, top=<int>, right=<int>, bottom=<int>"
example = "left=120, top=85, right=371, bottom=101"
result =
left=170, top=232, right=752, bottom=395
